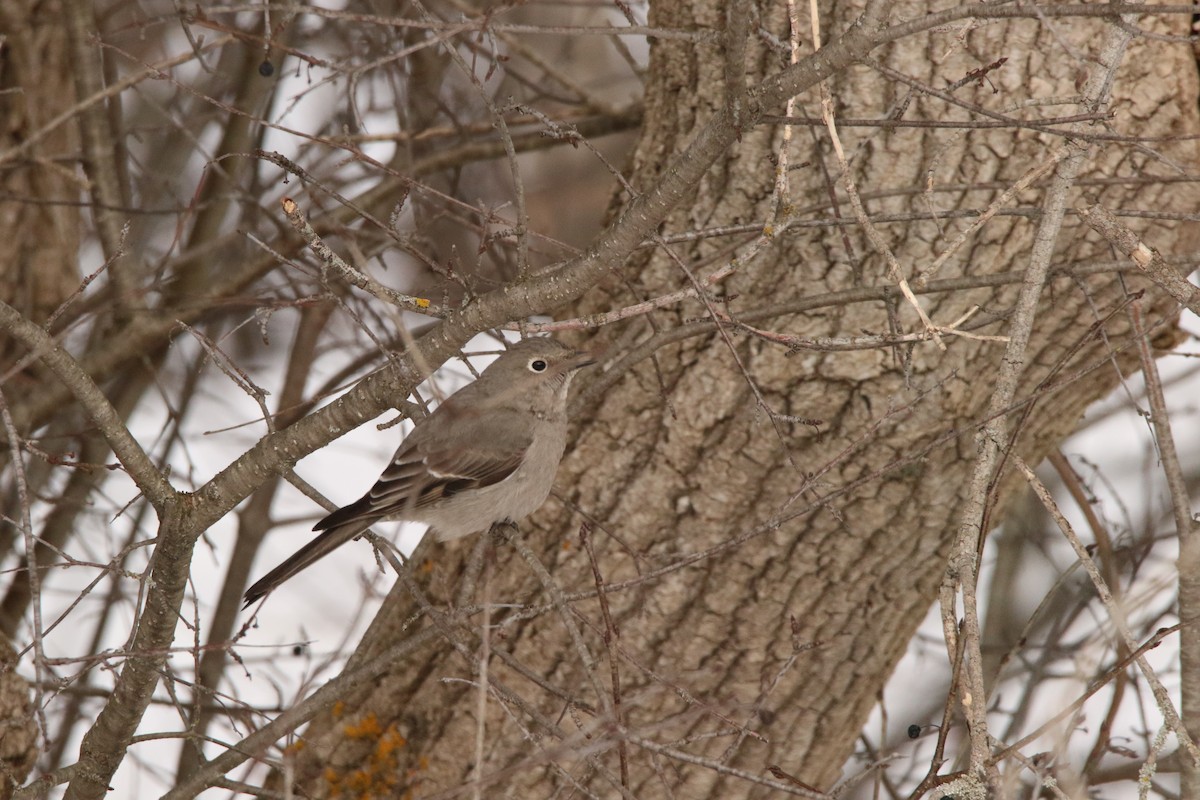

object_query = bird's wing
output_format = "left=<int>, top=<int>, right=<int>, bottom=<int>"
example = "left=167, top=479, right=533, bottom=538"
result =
left=370, top=405, right=533, bottom=509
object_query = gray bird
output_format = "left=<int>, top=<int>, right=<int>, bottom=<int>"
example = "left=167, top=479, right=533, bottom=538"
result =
left=243, top=337, right=595, bottom=607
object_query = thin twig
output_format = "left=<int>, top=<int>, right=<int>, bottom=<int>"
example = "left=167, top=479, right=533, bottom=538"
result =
left=280, top=197, right=438, bottom=314
left=1013, top=455, right=1200, bottom=766
left=580, top=523, right=629, bottom=790
left=809, top=0, right=942, bottom=348
left=497, top=524, right=612, bottom=717
left=1127, top=295, right=1200, bottom=792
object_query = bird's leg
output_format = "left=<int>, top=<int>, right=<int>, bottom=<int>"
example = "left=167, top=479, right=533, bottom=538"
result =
left=487, top=521, right=520, bottom=564
left=489, top=520, right=518, bottom=543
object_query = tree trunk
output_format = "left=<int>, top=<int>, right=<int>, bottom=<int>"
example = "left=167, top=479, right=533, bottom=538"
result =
left=0, top=3, right=78, bottom=792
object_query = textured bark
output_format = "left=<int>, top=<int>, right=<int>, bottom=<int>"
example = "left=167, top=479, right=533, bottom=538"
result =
left=0, top=0, right=81, bottom=334
left=0, top=633, right=35, bottom=800
left=0, top=8, right=73, bottom=788
left=288, top=3, right=1200, bottom=797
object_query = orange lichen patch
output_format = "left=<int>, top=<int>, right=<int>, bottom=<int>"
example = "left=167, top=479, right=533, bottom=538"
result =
left=325, top=718, right=412, bottom=798
left=345, top=768, right=389, bottom=793
left=377, top=728, right=407, bottom=759
left=420, top=558, right=435, bottom=574
left=332, top=700, right=345, bottom=719
left=283, top=739, right=305, bottom=754
left=343, top=713, right=383, bottom=739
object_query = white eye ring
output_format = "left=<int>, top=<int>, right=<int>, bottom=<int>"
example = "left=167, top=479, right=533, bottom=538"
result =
left=529, top=358, right=548, bottom=372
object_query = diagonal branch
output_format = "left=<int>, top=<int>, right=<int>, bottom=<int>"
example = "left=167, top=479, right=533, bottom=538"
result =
left=939, top=3, right=1144, bottom=786
left=0, top=301, right=175, bottom=509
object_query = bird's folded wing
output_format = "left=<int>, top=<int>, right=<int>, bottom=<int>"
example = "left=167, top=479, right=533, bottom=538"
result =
left=369, top=407, right=533, bottom=510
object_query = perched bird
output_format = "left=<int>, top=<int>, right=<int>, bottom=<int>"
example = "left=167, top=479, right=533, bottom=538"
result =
left=243, top=337, right=595, bottom=607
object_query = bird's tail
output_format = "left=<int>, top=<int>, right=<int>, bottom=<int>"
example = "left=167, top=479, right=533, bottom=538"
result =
left=242, top=517, right=378, bottom=608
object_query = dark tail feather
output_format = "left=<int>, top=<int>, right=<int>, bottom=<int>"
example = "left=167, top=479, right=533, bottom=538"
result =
left=242, top=517, right=377, bottom=608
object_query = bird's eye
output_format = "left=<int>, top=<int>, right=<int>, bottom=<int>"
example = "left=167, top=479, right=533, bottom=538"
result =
left=529, top=359, right=548, bottom=372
